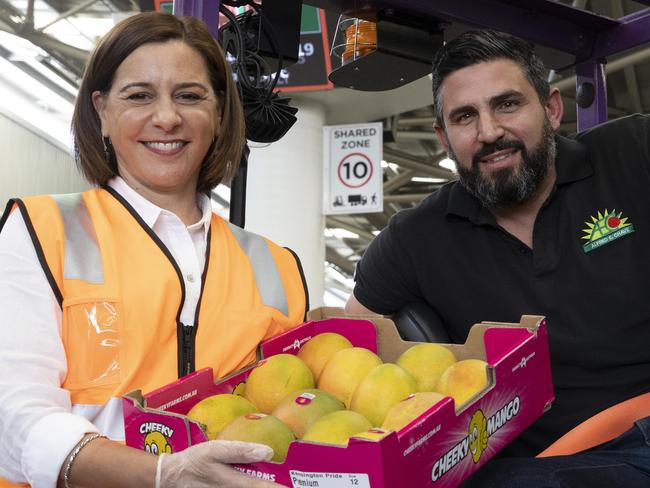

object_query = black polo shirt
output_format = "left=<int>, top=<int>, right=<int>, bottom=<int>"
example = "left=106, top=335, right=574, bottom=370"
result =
left=354, top=114, right=650, bottom=456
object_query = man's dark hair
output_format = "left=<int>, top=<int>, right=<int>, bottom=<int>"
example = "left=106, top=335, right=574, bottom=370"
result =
left=431, top=30, right=550, bottom=126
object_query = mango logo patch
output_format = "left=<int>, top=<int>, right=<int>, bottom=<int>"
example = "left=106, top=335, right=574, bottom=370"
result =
left=143, top=431, right=173, bottom=456
left=430, top=397, right=520, bottom=482
left=581, top=209, right=635, bottom=253
left=468, top=409, right=488, bottom=463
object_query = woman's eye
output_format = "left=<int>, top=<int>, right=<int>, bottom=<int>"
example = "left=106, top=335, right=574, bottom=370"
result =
left=177, top=92, right=203, bottom=103
left=127, top=92, right=152, bottom=102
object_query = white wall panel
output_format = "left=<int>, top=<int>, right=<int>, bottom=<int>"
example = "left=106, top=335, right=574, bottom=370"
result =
left=0, top=112, right=89, bottom=206
left=246, top=99, right=326, bottom=307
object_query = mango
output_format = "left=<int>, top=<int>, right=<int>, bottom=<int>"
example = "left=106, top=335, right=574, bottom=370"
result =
left=396, top=343, right=457, bottom=392
left=217, top=413, right=295, bottom=463
left=244, top=354, right=314, bottom=413
left=349, top=363, right=417, bottom=426
left=297, top=332, right=353, bottom=380
left=272, top=388, right=344, bottom=438
left=435, top=359, right=490, bottom=409
left=186, top=393, right=258, bottom=440
left=302, top=410, right=372, bottom=446
left=318, top=347, right=383, bottom=407
left=382, top=391, right=445, bottom=431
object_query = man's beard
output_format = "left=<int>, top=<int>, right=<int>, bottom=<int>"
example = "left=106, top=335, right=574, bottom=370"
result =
left=450, top=119, right=556, bottom=208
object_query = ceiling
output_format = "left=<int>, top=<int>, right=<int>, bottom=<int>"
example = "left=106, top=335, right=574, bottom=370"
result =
left=1, top=0, right=650, bottom=304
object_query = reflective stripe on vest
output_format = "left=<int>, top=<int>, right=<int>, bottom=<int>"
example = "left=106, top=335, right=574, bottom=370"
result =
left=228, top=223, right=289, bottom=315
left=51, top=193, right=104, bottom=284
left=51, top=193, right=289, bottom=315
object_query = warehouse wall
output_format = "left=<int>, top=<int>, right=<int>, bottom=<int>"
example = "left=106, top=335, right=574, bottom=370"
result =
left=0, top=111, right=89, bottom=206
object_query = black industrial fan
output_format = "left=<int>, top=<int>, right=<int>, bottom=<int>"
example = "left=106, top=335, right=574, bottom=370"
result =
left=219, top=2, right=298, bottom=144
left=218, top=1, right=300, bottom=227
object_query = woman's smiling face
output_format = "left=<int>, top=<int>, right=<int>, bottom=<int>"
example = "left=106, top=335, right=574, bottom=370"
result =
left=93, top=40, right=221, bottom=197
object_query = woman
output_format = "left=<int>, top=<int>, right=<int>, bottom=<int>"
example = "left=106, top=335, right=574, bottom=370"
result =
left=0, top=11, right=307, bottom=488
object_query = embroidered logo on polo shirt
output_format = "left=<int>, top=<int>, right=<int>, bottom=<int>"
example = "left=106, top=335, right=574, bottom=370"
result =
left=581, top=209, right=635, bottom=253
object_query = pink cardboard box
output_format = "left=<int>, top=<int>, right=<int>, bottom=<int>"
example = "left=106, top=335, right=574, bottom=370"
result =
left=123, top=309, right=553, bottom=487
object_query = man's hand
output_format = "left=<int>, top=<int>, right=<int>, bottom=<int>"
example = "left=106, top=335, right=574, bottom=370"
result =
left=157, top=440, right=282, bottom=487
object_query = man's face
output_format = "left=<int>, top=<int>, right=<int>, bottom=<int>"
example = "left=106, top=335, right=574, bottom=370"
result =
left=434, top=59, right=563, bottom=207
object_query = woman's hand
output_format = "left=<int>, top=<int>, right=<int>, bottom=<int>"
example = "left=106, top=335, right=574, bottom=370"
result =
left=157, top=440, right=282, bottom=487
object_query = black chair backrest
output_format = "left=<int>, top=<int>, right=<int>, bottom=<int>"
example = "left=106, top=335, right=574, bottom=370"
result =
left=393, top=301, right=452, bottom=343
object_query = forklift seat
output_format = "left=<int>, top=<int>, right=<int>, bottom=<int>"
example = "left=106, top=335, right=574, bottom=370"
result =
left=392, top=301, right=452, bottom=343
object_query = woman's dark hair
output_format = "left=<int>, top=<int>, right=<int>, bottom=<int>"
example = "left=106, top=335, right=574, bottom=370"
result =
left=72, top=11, right=245, bottom=193
left=431, top=30, right=550, bottom=126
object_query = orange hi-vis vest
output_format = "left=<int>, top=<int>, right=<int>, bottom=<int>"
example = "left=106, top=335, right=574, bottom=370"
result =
left=0, top=187, right=307, bottom=487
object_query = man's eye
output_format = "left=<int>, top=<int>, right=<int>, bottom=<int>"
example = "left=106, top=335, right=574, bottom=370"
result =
left=453, top=112, right=474, bottom=124
left=499, top=100, right=519, bottom=111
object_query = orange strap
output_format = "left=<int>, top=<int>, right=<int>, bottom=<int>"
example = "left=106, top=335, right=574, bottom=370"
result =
left=537, top=392, right=650, bottom=457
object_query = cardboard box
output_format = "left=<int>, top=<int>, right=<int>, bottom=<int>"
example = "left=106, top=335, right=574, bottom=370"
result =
left=123, top=309, right=553, bottom=487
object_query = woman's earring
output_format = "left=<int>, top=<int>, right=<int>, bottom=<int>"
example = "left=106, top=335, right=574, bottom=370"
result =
left=102, top=137, right=112, bottom=163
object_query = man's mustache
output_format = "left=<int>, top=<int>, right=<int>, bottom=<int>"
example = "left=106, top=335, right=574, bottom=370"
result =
left=472, top=139, right=526, bottom=166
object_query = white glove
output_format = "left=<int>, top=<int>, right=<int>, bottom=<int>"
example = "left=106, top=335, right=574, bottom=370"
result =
left=156, top=440, right=282, bottom=488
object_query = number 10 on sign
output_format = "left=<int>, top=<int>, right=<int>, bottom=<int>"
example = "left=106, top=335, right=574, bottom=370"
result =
left=324, top=122, right=383, bottom=215
left=339, top=153, right=372, bottom=188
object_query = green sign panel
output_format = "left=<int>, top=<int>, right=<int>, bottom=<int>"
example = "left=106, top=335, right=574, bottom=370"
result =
left=300, top=5, right=321, bottom=34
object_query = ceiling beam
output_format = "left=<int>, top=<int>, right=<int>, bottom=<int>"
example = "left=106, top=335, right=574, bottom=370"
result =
left=395, top=130, right=437, bottom=141
left=359, top=211, right=389, bottom=230
left=383, top=148, right=455, bottom=179
left=326, top=246, right=356, bottom=276
left=324, top=277, right=355, bottom=296
left=37, top=0, right=99, bottom=32
left=25, top=0, right=34, bottom=26
left=611, top=0, right=644, bottom=114
left=384, top=193, right=429, bottom=204
left=553, top=45, right=650, bottom=93
left=326, top=217, right=376, bottom=242
left=398, top=116, right=435, bottom=126
left=384, top=169, right=416, bottom=194
left=0, top=0, right=88, bottom=76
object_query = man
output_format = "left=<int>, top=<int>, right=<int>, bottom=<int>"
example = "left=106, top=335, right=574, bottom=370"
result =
left=346, top=30, right=650, bottom=486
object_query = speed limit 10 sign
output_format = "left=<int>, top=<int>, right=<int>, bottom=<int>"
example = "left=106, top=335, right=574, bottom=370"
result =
left=324, top=122, right=383, bottom=215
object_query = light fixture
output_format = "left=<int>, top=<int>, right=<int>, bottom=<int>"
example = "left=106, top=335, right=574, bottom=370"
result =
left=411, top=176, right=447, bottom=183
left=325, top=228, right=360, bottom=240
left=438, top=157, right=457, bottom=172
left=381, top=160, right=399, bottom=172
left=328, top=12, right=444, bottom=91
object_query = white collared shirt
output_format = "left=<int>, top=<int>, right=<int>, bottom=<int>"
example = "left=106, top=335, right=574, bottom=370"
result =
left=0, top=177, right=211, bottom=486
left=109, top=177, right=211, bottom=325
